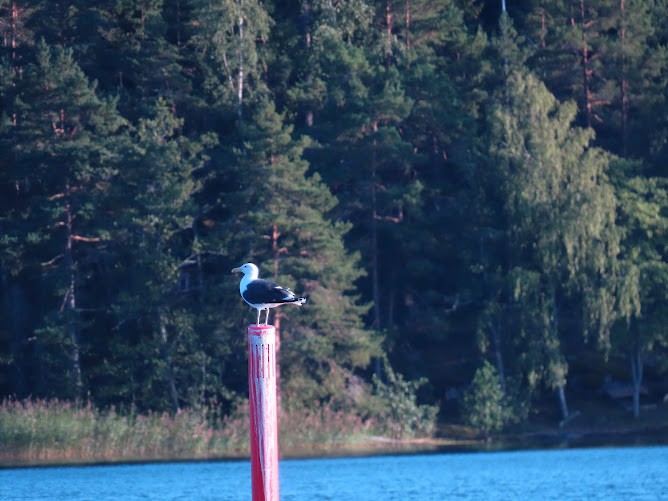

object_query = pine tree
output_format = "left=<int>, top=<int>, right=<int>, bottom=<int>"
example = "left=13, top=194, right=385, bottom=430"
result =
left=376, top=0, right=489, bottom=385
left=647, top=0, right=668, bottom=175
left=92, top=0, right=191, bottom=120
left=522, top=0, right=617, bottom=128
left=0, top=0, right=38, bottom=397
left=279, top=0, right=374, bottom=128
left=1, top=40, right=128, bottom=399
left=183, top=0, right=382, bottom=407
left=287, top=5, right=417, bottom=334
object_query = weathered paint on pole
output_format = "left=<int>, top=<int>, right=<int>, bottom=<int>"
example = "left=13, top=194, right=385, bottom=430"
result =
left=248, top=324, right=279, bottom=501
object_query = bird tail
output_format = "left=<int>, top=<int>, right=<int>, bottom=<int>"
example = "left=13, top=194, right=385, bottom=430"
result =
left=293, top=297, right=306, bottom=306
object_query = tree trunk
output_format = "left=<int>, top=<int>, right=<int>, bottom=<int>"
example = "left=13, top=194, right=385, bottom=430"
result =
left=579, top=0, right=593, bottom=128
left=10, top=2, right=18, bottom=61
left=236, top=0, right=244, bottom=117
left=192, top=222, right=204, bottom=298
left=371, top=214, right=381, bottom=329
left=158, top=307, right=180, bottom=412
left=550, top=283, right=569, bottom=421
left=385, top=0, right=392, bottom=62
left=371, top=123, right=383, bottom=379
left=557, top=383, right=569, bottom=420
left=387, top=268, right=396, bottom=328
left=175, top=0, right=182, bottom=46
left=64, top=185, right=83, bottom=400
left=371, top=123, right=381, bottom=331
left=490, top=319, right=506, bottom=391
left=405, top=0, right=410, bottom=51
left=619, top=0, right=629, bottom=156
left=302, top=1, right=314, bottom=127
left=2, top=269, right=28, bottom=395
left=630, top=342, right=643, bottom=419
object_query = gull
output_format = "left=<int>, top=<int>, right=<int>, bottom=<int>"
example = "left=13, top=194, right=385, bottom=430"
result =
left=232, top=262, right=306, bottom=325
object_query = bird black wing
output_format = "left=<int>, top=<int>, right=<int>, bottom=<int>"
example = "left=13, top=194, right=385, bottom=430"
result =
left=243, top=279, right=297, bottom=304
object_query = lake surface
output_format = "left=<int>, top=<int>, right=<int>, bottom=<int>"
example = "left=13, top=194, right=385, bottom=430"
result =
left=1, top=445, right=666, bottom=500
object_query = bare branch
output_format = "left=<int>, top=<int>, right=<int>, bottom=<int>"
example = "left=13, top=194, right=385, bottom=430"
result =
left=71, top=235, right=101, bottom=243
left=41, top=254, right=64, bottom=267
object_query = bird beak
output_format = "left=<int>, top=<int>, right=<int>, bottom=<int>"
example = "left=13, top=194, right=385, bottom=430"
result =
left=231, top=267, right=241, bottom=273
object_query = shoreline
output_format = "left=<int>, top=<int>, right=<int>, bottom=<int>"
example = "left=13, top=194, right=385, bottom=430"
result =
left=2, top=424, right=667, bottom=470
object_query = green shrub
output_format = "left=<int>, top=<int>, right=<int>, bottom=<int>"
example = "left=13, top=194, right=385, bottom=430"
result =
left=462, top=361, right=513, bottom=436
left=370, top=363, right=439, bottom=440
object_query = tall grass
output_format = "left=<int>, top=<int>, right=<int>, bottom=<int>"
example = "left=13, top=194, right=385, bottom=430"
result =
left=279, top=400, right=377, bottom=452
left=0, top=398, right=244, bottom=464
left=0, top=397, right=434, bottom=465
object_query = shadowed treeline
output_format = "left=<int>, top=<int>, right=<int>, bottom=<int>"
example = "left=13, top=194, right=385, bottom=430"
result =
left=1, top=1, right=667, bottom=444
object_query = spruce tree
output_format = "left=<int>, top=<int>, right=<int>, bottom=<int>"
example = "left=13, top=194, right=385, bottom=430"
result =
left=102, top=98, right=218, bottom=411
left=0, top=0, right=39, bottom=397
left=186, top=0, right=382, bottom=406
left=92, top=0, right=191, bottom=121
left=451, top=11, right=524, bottom=399
left=462, top=360, right=512, bottom=436
left=218, top=95, right=381, bottom=405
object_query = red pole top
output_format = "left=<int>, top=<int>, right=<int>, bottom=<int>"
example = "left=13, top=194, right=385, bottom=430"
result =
left=248, top=323, right=276, bottom=335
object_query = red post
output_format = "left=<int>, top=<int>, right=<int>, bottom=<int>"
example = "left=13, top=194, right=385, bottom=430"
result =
left=248, top=324, right=279, bottom=501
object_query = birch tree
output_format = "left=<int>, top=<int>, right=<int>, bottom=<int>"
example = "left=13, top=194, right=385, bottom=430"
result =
left=489, top=69, right=621, bottom=421
left=190, top=0, right=272, bottom=118
left=611, top=173, right=668, bottom=417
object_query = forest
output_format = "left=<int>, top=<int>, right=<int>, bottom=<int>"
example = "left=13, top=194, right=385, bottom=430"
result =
left=1, top=0, right=667, bottom=439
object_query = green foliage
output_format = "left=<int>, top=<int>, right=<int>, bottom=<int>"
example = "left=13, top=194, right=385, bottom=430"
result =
left=189, top=0, right=273, bottom=115
left=484, top=64, right=623, bottom=418
left=1, top=0, right=668, bottom=438
left=369, top=361, right=438, bottom=439
left=462, top=361, right=515, bottom=436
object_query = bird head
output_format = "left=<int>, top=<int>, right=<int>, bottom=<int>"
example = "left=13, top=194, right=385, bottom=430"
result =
left=231, top=262, right=259, bottom=279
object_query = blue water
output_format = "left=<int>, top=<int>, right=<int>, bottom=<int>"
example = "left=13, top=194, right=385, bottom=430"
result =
left=1, top=446, right=666, bottom=500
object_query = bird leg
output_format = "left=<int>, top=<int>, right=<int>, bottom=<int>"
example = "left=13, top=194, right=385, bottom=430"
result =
left=256, top=309, right=261, bottom=325
left=264, top=309, right=270, bottom=325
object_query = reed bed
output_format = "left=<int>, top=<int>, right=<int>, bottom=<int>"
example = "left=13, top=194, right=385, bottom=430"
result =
left=0, top=398, right=245, bottom=464
left=0, top=397, right=421, bottom=465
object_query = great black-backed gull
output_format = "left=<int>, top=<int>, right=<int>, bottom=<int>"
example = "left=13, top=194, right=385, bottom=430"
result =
left=231, top=262, right=306, bottom=325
